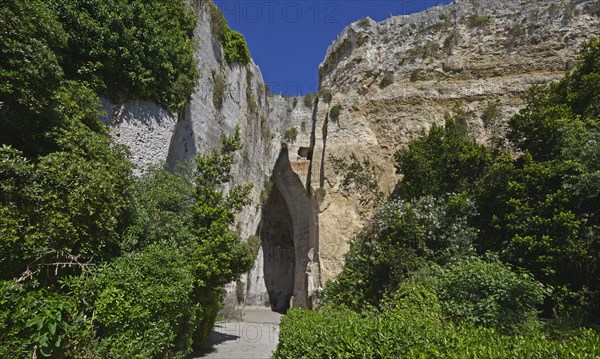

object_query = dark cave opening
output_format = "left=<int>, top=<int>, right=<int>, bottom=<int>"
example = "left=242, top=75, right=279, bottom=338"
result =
left=261, top=184, right=296, bottom=314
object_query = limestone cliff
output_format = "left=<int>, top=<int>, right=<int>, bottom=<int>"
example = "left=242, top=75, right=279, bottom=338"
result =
left=307, top=0, right=600, bottom=284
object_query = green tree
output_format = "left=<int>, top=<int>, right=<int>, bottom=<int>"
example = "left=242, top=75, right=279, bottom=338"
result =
left=475, top=39, right=600, bottom=316
left=0, top=86, right=134, bottom=284
left=330, top=153, right=385, bottom=208
left=185, top=127, right=256, bottom=346
left=394, top=118, right=492, bottom=200
left=122, top=165, right=195, bottom=252
left=52, top=0, right=198, bottom=111
left=324, top=196, right=476, bottom=310
left=0, top=0, right=67, bottom=154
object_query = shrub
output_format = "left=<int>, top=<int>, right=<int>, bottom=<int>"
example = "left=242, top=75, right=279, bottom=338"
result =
left=54, top=0, right=198, bottom=111
left=303, top=93, right=316, bottom=108
left=329, top=104, right=341, bottom=122
left=380, top=73, right=394, bottom=88
left=318, top=88, right=333, bottom=104
left=208, top=2, right=229, bottom=41
left=208, top=2, right=251, bottom=65
left=222, top=30, right=251, bottom=65
left=357, top=18, right=371, bottom=27
left=212, top=71, right=227, bottom=109
left=394, top=117, right=491, bottom=200
left=329, top=153, right=384, bottom=208
left=443, top=29, right=460, bottom=53
left=0, top=282, right=79, bottom=358
left=508, top=24, right=525, bottom=38
left=275, top=301, right=600, bottom=359
left=416, top=257, right=549, bottom=332
left=69, top=242, right=196, bottom=358
left=260, top=179, right=274, bottom=204
left=284, top=128, right=298, bottom=143
left=467, top=15, right=492, bottom=27
left=410, top=69, right=421, bottom=82
left=323, top=196, right=476, bottom=310
left=313, top=187, right=327, bottom=204
left=122, top=166, right=194, bottom=252
left=276, top=300, right=600, bottom=358
left=564, top=1, right=577, bottom=22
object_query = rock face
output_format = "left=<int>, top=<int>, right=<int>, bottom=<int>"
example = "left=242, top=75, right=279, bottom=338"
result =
left=100, top=0, right=600, bottom=312
left=307, top=0, right=600, bottom=284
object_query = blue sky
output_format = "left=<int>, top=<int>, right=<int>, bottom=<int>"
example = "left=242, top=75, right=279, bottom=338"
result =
left=214, top=0, right=452, bottom=96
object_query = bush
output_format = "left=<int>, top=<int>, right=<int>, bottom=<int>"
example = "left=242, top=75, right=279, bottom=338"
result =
left=380, top=73, right=394, bottom=88
left=410, top=69, right=421, bottom=82
left=318, top=88, right=333, bottom=104
left=209, top=2, right=251, bottom=65
left=303, top=93, right=316, bottom=108
left=212, top=71, right=227, bottom=109
left=313, top=187, right=326, bottom=204
left=69, top=243, right=196, bottom=358
left=329, top=104, right=341, bottom=122
left=0, top=282, right=79, bottom=358
left=415, top=257, right=549, bottom=332
left=284, top=128, right=298, bottom=143
left=275, top=302, right=600, bottom=359
left=54, top=0, right=198, bottom=111
left=323, top=196, right=476, bottom=310
left=394, top=118, right=492, bottom=200
left=443, top=30, right=460, bottom=53
left=122, top=166, right=194, bottom=252
left=222, top=30, right=251, bottom=65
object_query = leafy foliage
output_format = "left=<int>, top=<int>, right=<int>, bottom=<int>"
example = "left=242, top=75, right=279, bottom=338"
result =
left=467, top=15, right=492, bottom=27
left=284, top=128, right=298, bottom=143
left=277, top=290, right=600, bottom=359
left=474, top=39, right=600, bottom=315
left=52, top=0, right=198, bottom=111
left=319, top=88, right=333, bottom=104
left=0, top=119, right=134, bottom=283
left=0, top=0, right=256, bottom=356
left=68, top=243, right=195, bottom=358
left=330, top=153, right=385, bottom=208
left=208, top=2, right=250, bottom=65
left=312, top=39, right=600, bottom=356
left=303, top=93, right=317, bottom=108
left=329, top=104, right=341, bottom=122
left=380, top=73, right=395, bottom=88
left=414, top=257, right=549, bottom=332
left=394, top=118, right=492, bottom=200
left=324, top=196, right=476, bottom=310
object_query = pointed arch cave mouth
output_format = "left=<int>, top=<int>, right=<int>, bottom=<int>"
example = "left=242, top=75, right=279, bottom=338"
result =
left=259, top=147, right=315, bottom=314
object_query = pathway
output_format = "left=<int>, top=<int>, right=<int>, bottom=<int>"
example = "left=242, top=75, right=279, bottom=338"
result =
left=194, top=310, right=283, bottom=359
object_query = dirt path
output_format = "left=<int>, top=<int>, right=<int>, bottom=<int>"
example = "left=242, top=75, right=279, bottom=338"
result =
left=194, top=310, right=283, bottom=359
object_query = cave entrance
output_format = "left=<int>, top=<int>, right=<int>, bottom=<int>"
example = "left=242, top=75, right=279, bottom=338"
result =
left=260, top=146, right=316, bottom=314
left=261, top=184, right=295, bottom=313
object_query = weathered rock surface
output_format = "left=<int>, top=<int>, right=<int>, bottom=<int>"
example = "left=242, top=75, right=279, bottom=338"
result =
left=309, top=0, right=600, bottom=284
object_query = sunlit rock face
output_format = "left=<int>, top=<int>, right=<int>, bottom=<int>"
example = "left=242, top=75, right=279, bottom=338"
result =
left=309, top=0, right=600, bottom=284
